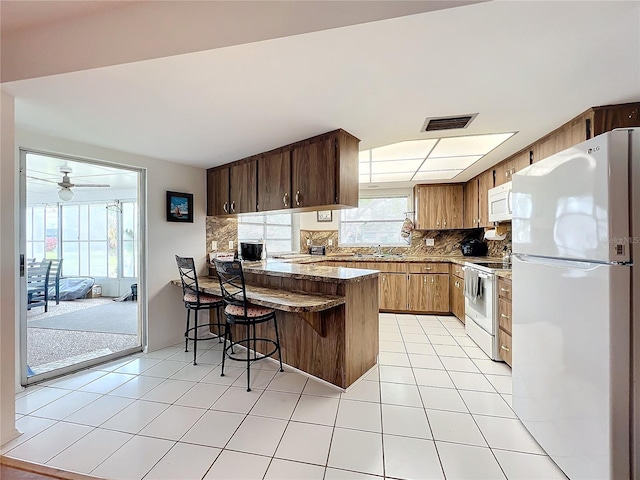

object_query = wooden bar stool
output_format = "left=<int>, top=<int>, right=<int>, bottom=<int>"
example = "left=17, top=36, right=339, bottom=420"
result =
left=214, top=259, right=284, bottom=391
left=175, top=255, right=225, bottom=365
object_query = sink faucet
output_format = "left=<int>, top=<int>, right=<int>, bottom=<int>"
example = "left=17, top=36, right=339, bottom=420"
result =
left=374, top=245, right=383, bottom=256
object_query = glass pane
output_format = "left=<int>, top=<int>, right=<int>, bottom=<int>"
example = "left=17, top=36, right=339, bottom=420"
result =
left=240, top=215, right=265, bottom=224
left=266, top=225, right=291, bottom=239
left=108, top=209, right=118, bottom=278
left=26, top=207, right=33, bottom=241
left=90, top=205, right=107, bottom=240
left=342, top=197, right=408, bottom=222
left=79, top=205, right=89, bottom=241
left=32, top=242, right=45, bottom=261
left=339, top=221, right=404, bottom=246
left=122, top=202, right=135, bottom=233
left=62, top=206, right=79, bottom=240
left=267, top=239, right=293, bottom=253
left=26, top=242, right=33, bottom=259
left=123, top=240, right=135, bottom=277
left=62, top=242, right=79, bottom=276
left=45, top=206, right=59, bottom=259
left=89, top=241, right=107, bottom=276
left=266, top=214, right=292, bottom=225
left=80, top=242, right=89, bottom=276
left=238, top=224, right=265, bottom=241
left=32, top=207, right=45, bottom=240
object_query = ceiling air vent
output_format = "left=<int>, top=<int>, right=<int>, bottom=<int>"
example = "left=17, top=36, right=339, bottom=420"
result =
left=421, top=113, right=478, bottom=132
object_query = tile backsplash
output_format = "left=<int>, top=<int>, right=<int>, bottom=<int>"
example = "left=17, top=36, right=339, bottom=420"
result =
left=206, top=215, right=511, bottom=260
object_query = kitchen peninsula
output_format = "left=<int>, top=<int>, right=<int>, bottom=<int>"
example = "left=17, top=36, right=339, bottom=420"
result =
left=179, top=260, right=379, bottom=389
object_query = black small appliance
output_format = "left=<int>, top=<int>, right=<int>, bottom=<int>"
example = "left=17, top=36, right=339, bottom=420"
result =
left=240, top=242, right=264, bottom=261
left=460, top=238, right=488, bottom=256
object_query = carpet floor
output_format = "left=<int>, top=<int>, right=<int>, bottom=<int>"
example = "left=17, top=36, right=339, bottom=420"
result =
left=28, top=301, right=138, bottom=335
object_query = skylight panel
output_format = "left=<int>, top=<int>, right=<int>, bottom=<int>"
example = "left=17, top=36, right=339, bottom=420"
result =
left=429, top=133, right=514, bottom=158
left=419, top=155, right=482, bottom=170
left=412, top=169, right=463, bottom=181
left=371, top=159, right=423, bottom=174
left=370, top=139, right=437, bottom=161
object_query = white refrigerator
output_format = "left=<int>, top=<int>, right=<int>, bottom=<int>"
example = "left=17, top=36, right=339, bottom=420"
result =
left=511, top=129, right=638, bottom=480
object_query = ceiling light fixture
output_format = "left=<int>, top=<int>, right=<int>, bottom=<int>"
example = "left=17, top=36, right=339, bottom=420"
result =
left=58, top=187, right=74, bottom=202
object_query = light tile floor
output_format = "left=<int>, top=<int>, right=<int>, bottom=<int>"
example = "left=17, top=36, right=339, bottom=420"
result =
left=4, top=313, right=568, bottom=480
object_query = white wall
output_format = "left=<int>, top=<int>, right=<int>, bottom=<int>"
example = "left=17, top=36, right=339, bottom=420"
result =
left=299, top=211, right=339, bottom=231
left=0, top=92, right=19, bottom=445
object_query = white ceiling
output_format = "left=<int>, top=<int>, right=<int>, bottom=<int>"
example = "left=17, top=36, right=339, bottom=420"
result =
left=26, top=153, right=138, bottom=205
left=3, top=1, right=640, bottom=190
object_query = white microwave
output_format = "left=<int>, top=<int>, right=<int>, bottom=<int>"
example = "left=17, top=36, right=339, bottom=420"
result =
left=488, top=181, right=512, bottom=222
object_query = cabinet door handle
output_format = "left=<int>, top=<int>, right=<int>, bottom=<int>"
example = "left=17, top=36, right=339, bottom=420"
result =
left=423, top=277, right=426, bottom=285
left=505, top=171, right=509, bottom=177
left=431, top=277, right=434, bottom=284
left=436, top=221, right=440, bottom=227
left=295, top=191, right=300, bottom=206
left=443, top=220, right=447, bottom=227
left=501, top=313, right=510, bottom=319
left=500, top=288, right=510, bottom=293
left=230, top=201, right=236, bottom=213
left=223, top=202, right=228, bottom=213
left=501, top=345, right=510, bottom=352
left=424, top=267, right=431, bottom=270
left=283, top=193, right=289, bottom=207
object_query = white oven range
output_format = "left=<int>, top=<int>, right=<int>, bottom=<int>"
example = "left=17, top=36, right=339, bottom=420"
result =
left=463, top=261, right=509, bottom=361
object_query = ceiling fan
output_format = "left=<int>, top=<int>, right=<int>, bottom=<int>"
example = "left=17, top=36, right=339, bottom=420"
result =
left=28, top=166, right=111, bottom=201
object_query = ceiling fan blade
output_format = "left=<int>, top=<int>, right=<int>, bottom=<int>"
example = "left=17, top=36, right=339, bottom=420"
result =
left=72, top=184, right=111, bottom=188
left=26, top=175, right=59, bottom=184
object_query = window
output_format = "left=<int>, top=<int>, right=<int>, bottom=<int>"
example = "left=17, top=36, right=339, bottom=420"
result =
left=339, top=194, right=411, bottom=246
left=238, top=213, right=297, bottom=254
left=26, top=201, right=137, bottom=278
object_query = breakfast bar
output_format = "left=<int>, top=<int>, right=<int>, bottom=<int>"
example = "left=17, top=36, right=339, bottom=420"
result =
left=175, top=260, right=379, bottom=389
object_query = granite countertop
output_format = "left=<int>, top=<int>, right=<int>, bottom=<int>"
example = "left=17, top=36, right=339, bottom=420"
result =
left=240, top=259, right=379, bottom=283
left=495, top=270, right=512, bottom=280
left=172, top=278, right=345, bottom=312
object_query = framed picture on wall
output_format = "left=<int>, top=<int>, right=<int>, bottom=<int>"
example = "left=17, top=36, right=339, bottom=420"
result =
left=317, top=210, right=332, bottom=222
left=166, top=191, right=194, bottom=223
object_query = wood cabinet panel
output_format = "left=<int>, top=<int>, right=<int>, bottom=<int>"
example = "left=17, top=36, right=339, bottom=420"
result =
left=498, top=329, right=512, bottom=366
left=442, top=185, right=463, bottom=228
left=407, top=263, right=449, bottom=274
left=368, top=262, right=407, bottom=273
left=464, top=179, right=479, bottom=228
left=407, top=274, right=429, bottom=312
left=498, top=278, right=512, bottom=300
left=258, top=150, right=290, bottom=211
left=449, top=274, right=465, bottom=322
left=533, top=131, right=558, bottom=163
left=415, top=184, right=463, bottom=230
left=408, top=274, right=449, bottom=313
left=498, top=297, right=512, bottom=334
left=429, top=274, right=450, bottom=312
left=229, top=160, right=257, bottom=214
left=493, top=160, right=510, bottom=188
left=292, top=136, right=336, bottom=208
left=477, top=170, right=493, bottom=227
left=451, top=263, right=464, bottom=278
left=593, top=102, right=640, bottom=135
left=335, top=130, right=360, bottom=209
left=380, top=273, right=407, bottom=310
left=207, top=167, right=229, bottom=216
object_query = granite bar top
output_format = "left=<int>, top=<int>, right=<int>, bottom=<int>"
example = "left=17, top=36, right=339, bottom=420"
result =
left=171, top=278, right=345, bottom=313
left=238, top=260, right=379, bottom=283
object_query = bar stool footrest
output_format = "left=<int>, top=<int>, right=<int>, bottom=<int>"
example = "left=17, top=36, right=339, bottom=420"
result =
left=224, top=338, right=280, bottom=363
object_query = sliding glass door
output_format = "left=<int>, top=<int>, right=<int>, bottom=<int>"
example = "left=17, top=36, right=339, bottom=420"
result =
left=20, top=150, right=146, bottom=384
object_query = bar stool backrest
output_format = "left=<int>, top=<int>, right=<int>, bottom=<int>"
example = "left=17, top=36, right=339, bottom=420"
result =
left=175, top=255, right=203, bottom=305
left=214, top=259, right=249, bottom=318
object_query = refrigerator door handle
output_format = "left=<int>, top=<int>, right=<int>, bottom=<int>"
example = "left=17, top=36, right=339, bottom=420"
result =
left=513, top=253, right=620, bottom=271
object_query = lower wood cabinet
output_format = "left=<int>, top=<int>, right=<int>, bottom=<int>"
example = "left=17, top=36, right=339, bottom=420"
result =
left=407, top=274, right=449, bottom=313
left=380, top=273, right=407, bottom=311
left=498, top=277, right=513, bottom=367
left=449, top=273, right=464, bottom=323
